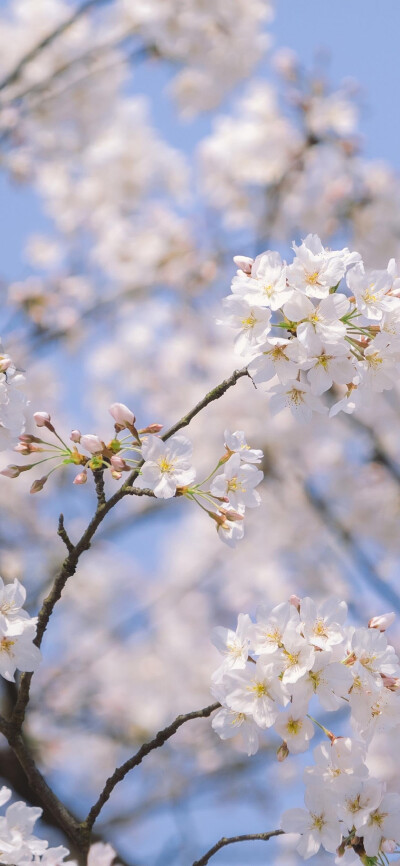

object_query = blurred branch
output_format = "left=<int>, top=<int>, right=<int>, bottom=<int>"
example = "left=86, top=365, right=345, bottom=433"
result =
left=192, top=830, right=284, bottom=866
left=303, top=481, right=400, bottom=612
left=0, top=0, right=110, bottom=94
left=85, top=702, right=221, bottom=830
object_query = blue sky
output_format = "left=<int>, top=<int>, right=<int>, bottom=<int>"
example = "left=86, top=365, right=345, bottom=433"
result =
left=2, top=1, right=400, bottom=283
left=273, top=1, right=400, bottom=166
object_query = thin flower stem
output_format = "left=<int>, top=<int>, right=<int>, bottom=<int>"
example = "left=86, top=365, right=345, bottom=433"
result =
left=306, top=714, right=334, bottom=740
left=194, top=461, right=225, bottom=488
left=52, top=430, right=72, bottom=452
left=191, top=830, right=284, bottom=866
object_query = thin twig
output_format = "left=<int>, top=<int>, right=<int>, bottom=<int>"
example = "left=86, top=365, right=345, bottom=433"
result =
left=192, top=830, right=284, bottom=866
left=0, top=0, right=110, bottom=93
left=85, top=702, right=221, bottom=830
left=162, top=368, right=249, bottom=441
left=57, top=513, right=74, bottom=554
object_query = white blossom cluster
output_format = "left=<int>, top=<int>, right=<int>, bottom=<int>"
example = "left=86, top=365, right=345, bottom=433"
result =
left=222, top=233, right=400, bottom=421
left=0, top=788, right=117, bottom=866
left=211, top=597, right=400, bottom=862
left=2, top=405, right=264, bottom=547
left=0, top=578, right=41, bottom=682
left=119, top=0, right=273, bottom=116
left=137, top=428, right=264, bottom=548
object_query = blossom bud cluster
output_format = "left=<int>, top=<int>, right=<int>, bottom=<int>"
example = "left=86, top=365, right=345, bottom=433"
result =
left=0, top=577, right=41, bottom=682
left=1, top=405, right=264, bottom=544
left=223, top=234, right=400, bottom=421
left=211, top=596, right=400, bottom=862
left=0, top=788, right=118, bottom=866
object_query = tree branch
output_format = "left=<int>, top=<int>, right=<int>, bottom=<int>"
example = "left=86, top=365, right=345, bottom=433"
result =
left=0, top=716, right=82, bottom=849
left=0, top=0, right=110, bottom=93
left=93, top=469, right=106, bottom=507
left=162, top=367, right=249, bottom=442
left=192, top=830, right=284, bottom=866
left=85, top=702, right=221, bottom=830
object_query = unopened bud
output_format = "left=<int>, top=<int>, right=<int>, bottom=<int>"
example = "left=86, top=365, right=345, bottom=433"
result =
left=277, top=742, right=289, bottom=762
left=208, top=511, right=227, bottom=527
left=30, top=475, right=48, bottom=493
left=1, top=464, right=22, bottom=478
left=14, top=442, right=42, bottom=454
left=33, top=411, right=52, bottom=428
left=73, top=470, right=87, bottom=485
left=368, top=612, right=395, bottom=632
left=233, top=255, right=254, bottom=275
left=139, top=423, right=163, bottom=435
left=110, top=455, right=129, bottom=471
left=381, top=674, right=400, bottom=691
left=218, top=507, right=244, bottom=522
left=109, top=402, right=135, bottom=428
left=382, top=840, right=397, bottom=854
left=70, top=429, right=81, bottom=443
left=289, top=594, right=301, bottom=611
left=80, top=434, right=104, bottom=454
left=19, top=434, right=42, bottom=444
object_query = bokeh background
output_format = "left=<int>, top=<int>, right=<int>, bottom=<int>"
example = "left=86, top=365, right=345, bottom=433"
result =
left=1, top=1, right=400, bottom=864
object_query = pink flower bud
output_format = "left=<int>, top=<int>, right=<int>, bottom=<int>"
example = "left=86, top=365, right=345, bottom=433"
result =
left=33, top=411, right=51, bottom=428
left=218, top=507, right=244, bottom=522
left=289, top=595, right=301, bottom=611
left=277, top=742, right=289, bottom=762
left=73, top=470, right=87, bottom=485
left=110, top=455, right=129, bottom=471
left=14, top=443, right=29, bottom=454
left=109, top=403, right=135, bottom=428
left=233, top=255, right=254, bottom=275
left=30, top=475, right=48, bottom=493
left=1, top=464, right=21, bottom=477
left=14, top=442, right=42, bottom=454
left=139, top=423, right=163, bottom=434
left=381, top=674, right=400, bottom=691
left=80, top=434, right=104, bottom=454
left=368, top=612, right=395, bottom=632
left=70, top=429, right=81, bottom=443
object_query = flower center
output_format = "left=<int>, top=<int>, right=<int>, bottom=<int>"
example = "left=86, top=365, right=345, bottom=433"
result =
left=288, top=388, right=305, bottom=406
left=287, top=717, right=302, bottom=735
left=306, top=271, right=320, bottom=286
left=241, top=315, right=257, bottom=329
left=0, top=638, right=15, bottom=654
left=311, top=813, right=325, bottom=831
left=251, top=681, right=269, bottom=697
